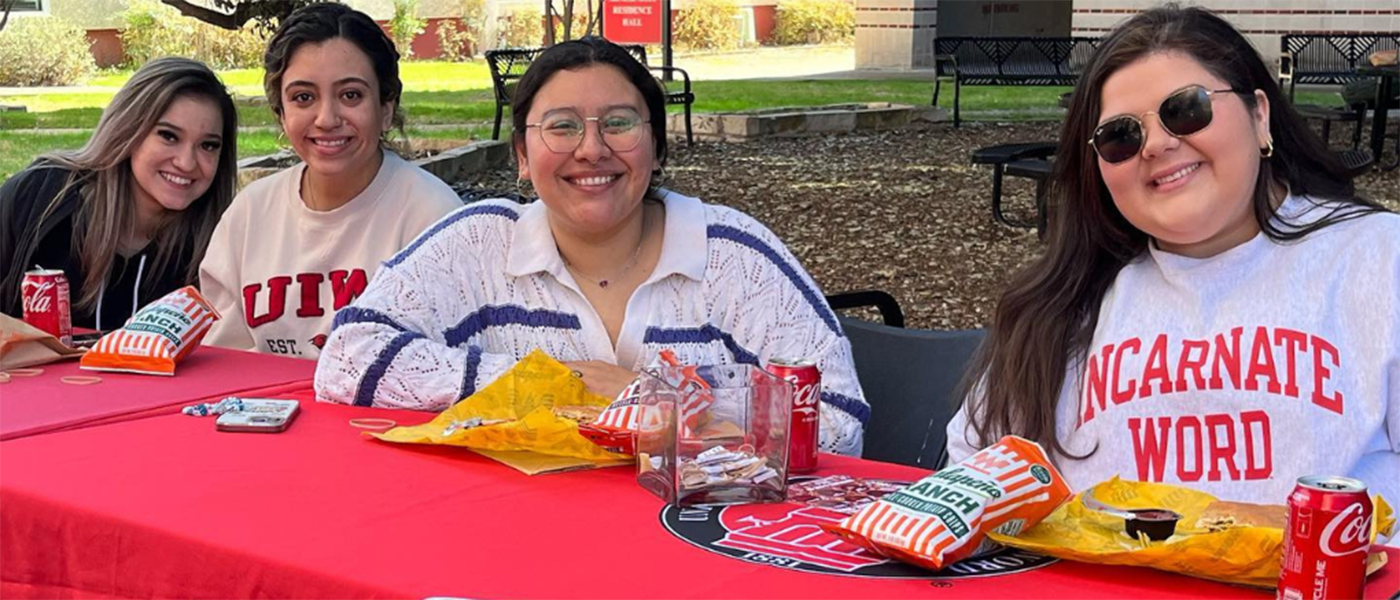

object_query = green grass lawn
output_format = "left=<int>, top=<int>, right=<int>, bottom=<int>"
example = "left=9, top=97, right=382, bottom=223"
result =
left=0, top=57, right=1352, bottom=181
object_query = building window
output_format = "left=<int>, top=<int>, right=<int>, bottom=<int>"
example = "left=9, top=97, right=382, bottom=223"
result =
left=9, top=0, right=45, bottom=12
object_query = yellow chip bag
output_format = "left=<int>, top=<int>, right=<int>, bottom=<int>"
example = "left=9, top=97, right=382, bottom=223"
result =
left=822, top=436, right=1071, bottom=571
left=79, top=286, right=219, bottom=376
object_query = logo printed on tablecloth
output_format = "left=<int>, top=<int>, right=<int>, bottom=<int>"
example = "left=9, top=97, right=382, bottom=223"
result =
left=660, top=478, right=1057, bottom=579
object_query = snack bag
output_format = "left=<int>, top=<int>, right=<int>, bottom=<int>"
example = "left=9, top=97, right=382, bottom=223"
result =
left=79, top=286, right=219, bottom=376
left=577, top=376, right=643, bottom=455
left=371, top=349, right=628, bottom=462
left=987, top=476, right=1397, bottom=588
left=822, top=436, right=1071, bottom=570
left=576, top=349, right=709, bottom=455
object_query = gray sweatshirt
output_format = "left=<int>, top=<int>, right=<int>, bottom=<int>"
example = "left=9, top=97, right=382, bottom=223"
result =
left=949, top=194, right=1400, bottom=509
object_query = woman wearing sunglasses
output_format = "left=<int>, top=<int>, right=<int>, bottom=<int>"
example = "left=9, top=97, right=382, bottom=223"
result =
left=315, top=37, right=868, bottom=457
left=947, top=5, right=1398, bottom=505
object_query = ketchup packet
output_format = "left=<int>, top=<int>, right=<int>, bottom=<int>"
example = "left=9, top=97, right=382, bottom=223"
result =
left=821, top=436, right=1070, bottom=571
left=79, top=286, right=219, bottom=376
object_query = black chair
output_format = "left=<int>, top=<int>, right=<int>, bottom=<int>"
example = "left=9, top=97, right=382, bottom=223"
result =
left=824, top=289, right=985, bottom=470
left=839, top=315, right=985, bottom=470
left=1335, top=148, right=1375, bottom=178
left=484, top=45, right=695, bottom=145
left=826, top=289, right=904, bottom=328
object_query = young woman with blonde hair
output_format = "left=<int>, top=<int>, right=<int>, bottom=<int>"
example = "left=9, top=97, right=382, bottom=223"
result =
left=0, top=57, right=237, bottom=331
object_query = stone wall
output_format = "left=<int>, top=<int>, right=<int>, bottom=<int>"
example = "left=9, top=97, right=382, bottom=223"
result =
left=854, top=0, right=937, bottom=69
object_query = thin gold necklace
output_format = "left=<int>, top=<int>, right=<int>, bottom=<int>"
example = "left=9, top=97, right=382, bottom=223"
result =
left=563, top=211, right=648, bottom=289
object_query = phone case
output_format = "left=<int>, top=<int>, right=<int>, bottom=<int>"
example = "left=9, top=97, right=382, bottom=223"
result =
left=215, top=399, right=300, bottom=433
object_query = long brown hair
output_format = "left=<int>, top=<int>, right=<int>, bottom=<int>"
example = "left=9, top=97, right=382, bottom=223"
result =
left=958, top=5, right=1383, bottom=459
left=35, top=57, right=238, bottom=311
left=261, top=3, right=406, bottom=140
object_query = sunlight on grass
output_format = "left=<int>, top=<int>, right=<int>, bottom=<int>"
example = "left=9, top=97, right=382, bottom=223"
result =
left=3, top=124, right=495, bottom=180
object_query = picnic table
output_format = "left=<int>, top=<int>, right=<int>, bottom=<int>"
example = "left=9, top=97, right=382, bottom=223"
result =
left=970, top=141, right=1058, bottom=235
left=3, top=354, right=1398, bottom=598
left=1358, top=64, right=1400, bottom=170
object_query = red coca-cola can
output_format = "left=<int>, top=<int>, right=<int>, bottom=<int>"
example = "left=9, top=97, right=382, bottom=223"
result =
left=767, top=357, right=821, bottom=474
left=21, top=268, right=73, bottom=347
left=1278, top=475, right=1373, bottom=600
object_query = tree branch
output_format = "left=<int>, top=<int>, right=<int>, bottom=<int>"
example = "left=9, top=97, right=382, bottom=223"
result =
left=0, top=0, right=20, bottom=33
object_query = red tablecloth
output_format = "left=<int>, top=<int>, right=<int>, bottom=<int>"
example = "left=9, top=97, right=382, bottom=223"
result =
left=0, top=346, right=316, bottom=440
left=3, top=399, right=1396, bottom=599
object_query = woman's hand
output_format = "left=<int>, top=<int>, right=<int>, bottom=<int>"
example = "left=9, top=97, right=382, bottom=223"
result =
left=564, top=360, right=638, bottom=400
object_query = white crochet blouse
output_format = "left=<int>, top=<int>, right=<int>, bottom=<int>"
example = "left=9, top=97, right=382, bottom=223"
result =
left=314, top=190, right=868, bottom=455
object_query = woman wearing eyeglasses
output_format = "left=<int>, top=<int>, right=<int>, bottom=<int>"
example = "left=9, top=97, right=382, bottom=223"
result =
left=947, top=5, right=1398, bottom=505
left=315, top=37, right=868, bottom=456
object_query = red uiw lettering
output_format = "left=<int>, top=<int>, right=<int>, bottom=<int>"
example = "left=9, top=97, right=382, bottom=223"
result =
left=242, top=269, right=369, bottom=328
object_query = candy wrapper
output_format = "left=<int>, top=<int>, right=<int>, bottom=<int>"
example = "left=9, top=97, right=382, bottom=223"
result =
left=986, top=476, right=1396, bottom=589
left=576, top=349, right=693, bottom=456
left=79, top=286, right=218, bottom=376
left=370, top=349, right=629, bottom=464
left=821, top=436, right=1071, bottom=571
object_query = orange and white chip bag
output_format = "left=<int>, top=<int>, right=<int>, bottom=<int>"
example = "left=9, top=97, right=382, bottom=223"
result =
left=822, top=436, right=1070, bottom=571
left=79, top=286, right=219, bottom=376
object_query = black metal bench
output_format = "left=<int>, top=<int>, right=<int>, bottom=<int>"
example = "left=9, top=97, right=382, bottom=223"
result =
left=1280, top=34, right=1400, bottom=150
left=484, top=44, right=695, bottom=145
left=932, top=37, right=1100, bottom=127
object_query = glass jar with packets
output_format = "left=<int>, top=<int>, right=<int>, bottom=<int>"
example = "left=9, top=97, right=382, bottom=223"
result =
left=635, top=364, right=792, bottom=507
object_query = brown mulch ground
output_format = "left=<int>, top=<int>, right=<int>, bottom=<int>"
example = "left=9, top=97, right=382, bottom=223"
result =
left=462, top=121, right=1399, bottom=330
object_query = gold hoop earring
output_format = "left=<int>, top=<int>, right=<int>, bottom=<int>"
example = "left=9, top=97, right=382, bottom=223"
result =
left=1261, top=140, right=1274, bottom=158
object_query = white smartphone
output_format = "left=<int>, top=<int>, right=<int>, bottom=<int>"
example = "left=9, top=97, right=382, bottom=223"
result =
left=215, top=399, right=300, bottom=433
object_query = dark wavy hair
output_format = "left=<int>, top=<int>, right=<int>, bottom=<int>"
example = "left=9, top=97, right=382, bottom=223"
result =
left=262, top=2, right=405, bottom=137
left=958, top=4, right=1384, bottom=460
left=509, top=36, right=669, bottom=185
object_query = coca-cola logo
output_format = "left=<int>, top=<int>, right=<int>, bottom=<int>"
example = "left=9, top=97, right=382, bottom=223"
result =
left=785, top=376, right=820, bottom=415
left=1319, top=503, right=1372, bottom=557
left=21, top=280, right=54, bottom=313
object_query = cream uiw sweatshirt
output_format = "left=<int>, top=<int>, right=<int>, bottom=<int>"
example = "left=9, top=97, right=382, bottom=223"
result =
left=200, top=152, right=461, bottom=359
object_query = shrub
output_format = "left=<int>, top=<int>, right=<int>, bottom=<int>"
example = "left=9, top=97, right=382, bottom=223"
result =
left=497, top=6, right=544, bottom=48
left=119, top=0, right=266, bottom=70
left=675, top=0, right=741, bottom=52
left=772, top=0, right=855, bottom=45
left=0, top=17, right=97, bottom=86
left=436, top=19, right=471, bottom=61
left=390, top=0, right=427, bottom=59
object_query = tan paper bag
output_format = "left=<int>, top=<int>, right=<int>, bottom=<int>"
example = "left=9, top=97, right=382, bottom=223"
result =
left=0, top=314, right=84, bottom=370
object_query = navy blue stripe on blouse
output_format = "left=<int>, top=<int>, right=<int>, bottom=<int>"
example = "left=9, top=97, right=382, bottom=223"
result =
left=332, top=306, right=408, bottom=334
left=444, top=304, right=582, bottom=347
left=353, top=330, right=424, bottom=407
left=459, top=345, right=484, bottom=400
left=706, top=224, right=842, bottom=336
left=384, top=203, right=521, bottom=269
left=643, top=324, right=760, bottom=366
left=823, top=391, right=870, bottom=426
